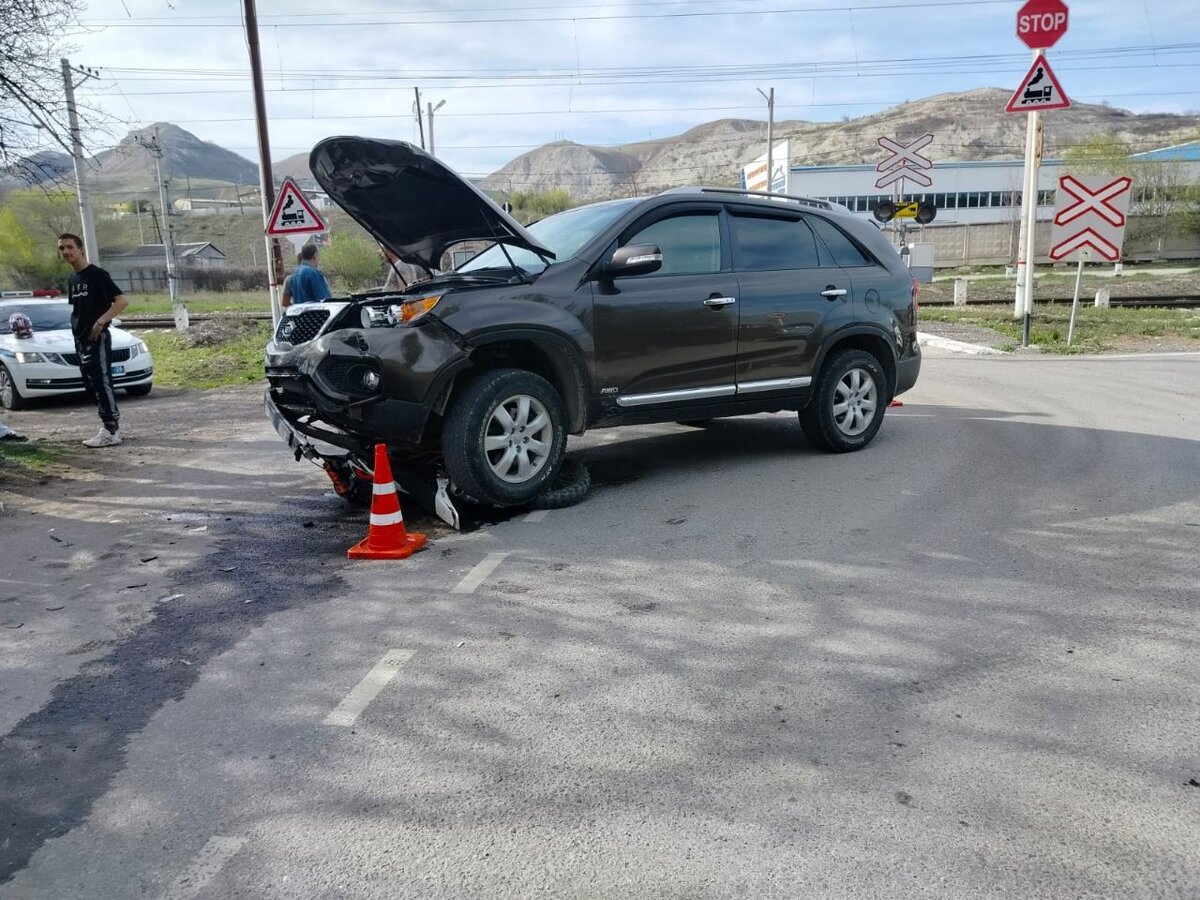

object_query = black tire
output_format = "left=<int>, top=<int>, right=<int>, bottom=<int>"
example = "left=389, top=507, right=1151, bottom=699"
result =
left=124, top=383, right=153, bottom=397
left=0, top=365, right=26, bottom=411
left=799, top=349, right=888, bottom=453
left=442, top=368, right=567, bottom=507
left=529, top=458, right=591, bottom=510
left=676, top=419, right=715, bottom=428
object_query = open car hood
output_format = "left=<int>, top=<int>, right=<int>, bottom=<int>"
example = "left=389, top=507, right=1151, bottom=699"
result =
left=309, top=137, right=553, bottom=272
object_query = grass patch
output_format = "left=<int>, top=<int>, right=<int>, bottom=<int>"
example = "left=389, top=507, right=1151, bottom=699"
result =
left=0, top=441, right=71, bottom=482
left=121, top=291, right=269, bottom=316
left=141, top=321, right=272, bottom=389
left=919, top=303, right=1200, bottom=353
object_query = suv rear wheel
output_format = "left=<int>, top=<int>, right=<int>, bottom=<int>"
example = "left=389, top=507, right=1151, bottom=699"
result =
left=799, top=348, right=887, bottom=452
left=442, top=368, right=567, bottom=507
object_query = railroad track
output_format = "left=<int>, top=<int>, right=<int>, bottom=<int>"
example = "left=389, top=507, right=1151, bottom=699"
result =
left=123, top=313, right=274, bottom=329
left=123, top=297, right=1200, bottom=328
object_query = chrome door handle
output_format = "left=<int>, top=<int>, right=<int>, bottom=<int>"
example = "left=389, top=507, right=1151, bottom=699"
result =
left=704, top=296, right=737, bottom=308
left=821, top=287, right=848, bottom=300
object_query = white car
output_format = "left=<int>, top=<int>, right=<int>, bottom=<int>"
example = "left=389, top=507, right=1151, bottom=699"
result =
left=0, top=298, right=154, bottom=410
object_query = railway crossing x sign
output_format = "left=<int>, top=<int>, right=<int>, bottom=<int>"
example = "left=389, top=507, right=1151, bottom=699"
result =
left=875, top=134, right=934, bottom=190
left=1049, top=175, right=1133, bottom=261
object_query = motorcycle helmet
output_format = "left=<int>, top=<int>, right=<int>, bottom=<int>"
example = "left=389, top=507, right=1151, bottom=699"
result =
left=8, top=312, right=34, bottom=339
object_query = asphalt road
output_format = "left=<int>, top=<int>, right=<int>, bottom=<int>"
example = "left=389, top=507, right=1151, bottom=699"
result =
left=1, top=347, right=1198, bottom=899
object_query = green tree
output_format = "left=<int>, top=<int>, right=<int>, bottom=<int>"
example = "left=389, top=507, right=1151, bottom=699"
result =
left=0, top=206, right=70, bottom=288
left=319, top=233, right=384, bottom=291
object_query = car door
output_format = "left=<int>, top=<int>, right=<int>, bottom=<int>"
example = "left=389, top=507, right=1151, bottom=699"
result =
left=592, top=207, right=739, bottom=405
left=729, top=209, right=856, bottom=393
left=805, top=213, right=905, bottom=332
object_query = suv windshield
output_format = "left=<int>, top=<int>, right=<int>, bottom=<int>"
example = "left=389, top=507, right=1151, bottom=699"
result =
left=457, top=198, right=640, bottom=275
left=0, top=303, right=72, bottom=334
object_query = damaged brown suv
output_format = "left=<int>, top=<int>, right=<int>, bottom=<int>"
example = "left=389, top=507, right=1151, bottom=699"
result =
left=265, top=137, right=920, bottom=525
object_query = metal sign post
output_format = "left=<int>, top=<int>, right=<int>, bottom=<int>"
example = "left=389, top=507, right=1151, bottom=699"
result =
left=1007, top=0, right=1070, bottom=345
left=1067, top=250, right=1088, bottom=346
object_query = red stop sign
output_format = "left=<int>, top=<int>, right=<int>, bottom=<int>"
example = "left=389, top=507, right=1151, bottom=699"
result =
left=1017, top=0, right=1069, bottom=49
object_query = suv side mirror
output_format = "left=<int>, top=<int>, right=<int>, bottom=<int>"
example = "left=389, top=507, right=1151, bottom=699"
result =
left=603, top=244, right=662, bottom=278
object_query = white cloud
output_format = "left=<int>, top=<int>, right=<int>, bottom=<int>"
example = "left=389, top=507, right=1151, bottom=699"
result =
left=67, top=0, right=1200, bottom=176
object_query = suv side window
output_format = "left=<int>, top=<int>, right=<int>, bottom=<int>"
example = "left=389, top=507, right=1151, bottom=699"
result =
left=806, top=216, right=873, bottom=267
left=729, top=213, right=821, bottom=271
left=625, top=213, right=721, bottom=276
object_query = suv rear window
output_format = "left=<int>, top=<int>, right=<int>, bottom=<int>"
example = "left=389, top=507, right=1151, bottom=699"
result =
left=729, top=213, right=820, bottom=271
left=806, top=216, right=873, bottom=267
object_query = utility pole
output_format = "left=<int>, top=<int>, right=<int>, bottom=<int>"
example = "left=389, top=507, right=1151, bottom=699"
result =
left=427, top=99, right=445, bottom=156
left=141, top=131, right=188, bottom=332
left=61, top=59, right=100, bottom=266
left=413, top=87, right=426, bottom=149
left=757, top=87, right=775, bottom=192
left=243, top=0, right=286, bottom=325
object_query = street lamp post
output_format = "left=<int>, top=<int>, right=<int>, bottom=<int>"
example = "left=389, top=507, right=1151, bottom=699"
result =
left=756, top=87, right=775, bottom=192
left=427, top=100, right=446, bottom=156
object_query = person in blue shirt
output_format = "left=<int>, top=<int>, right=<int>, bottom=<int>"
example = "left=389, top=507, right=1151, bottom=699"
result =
left=281, top=243, right=332, bottom=307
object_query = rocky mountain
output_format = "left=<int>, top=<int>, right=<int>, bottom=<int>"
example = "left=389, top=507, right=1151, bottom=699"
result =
left=272, top=152, right=319, bottom=189
left=0, top=150, right=74, bottom=188
left=8, top=90, right=1197, bottom=203
left=480, top=88, right=1200, bottom=200
left=90, top=123, right=259, bottom=191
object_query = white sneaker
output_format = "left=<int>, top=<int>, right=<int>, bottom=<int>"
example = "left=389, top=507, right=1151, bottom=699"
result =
left=82, top=428, right=122, bottom=448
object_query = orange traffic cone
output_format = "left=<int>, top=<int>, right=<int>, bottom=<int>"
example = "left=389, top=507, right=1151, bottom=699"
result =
left=347, top=444, right=427, bottom=560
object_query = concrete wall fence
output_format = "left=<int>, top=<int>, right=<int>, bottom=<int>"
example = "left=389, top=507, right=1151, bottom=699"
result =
left=897, top=217, right=1200, bottom=269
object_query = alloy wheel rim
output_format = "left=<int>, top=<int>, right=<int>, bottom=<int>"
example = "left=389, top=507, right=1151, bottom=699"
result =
left=483, top=393, right=554, bottom=484
left=0, top=370, right=11, bottom=407
left=832, top=367, right=877, bottom=436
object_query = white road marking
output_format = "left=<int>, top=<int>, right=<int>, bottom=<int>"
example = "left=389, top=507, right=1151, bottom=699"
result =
left=524, top=510, right=550, bottom=523
left=160, top=836, right=245, bottom=900
left=323, top=649, right=415, bottom=727
left=453, top=552, right=509, bottom=594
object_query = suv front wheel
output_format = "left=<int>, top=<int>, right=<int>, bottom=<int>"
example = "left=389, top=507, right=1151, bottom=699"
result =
left=442, top=368, right=568, bottom=507
left=799, top=348, right=888, bottom=453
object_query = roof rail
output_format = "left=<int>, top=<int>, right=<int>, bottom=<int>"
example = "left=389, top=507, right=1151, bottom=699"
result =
left=658, top=186, right=838, bottom=211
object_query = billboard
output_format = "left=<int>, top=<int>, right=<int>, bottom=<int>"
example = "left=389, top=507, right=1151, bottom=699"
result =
left=741, top=141, right=789, bottom=193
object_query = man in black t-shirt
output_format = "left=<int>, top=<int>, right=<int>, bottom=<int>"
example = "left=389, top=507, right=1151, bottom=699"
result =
left=57, top=233, right=130, bottom=447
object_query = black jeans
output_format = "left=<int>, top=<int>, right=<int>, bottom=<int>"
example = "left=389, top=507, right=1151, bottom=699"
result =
left=75, top=330, right=120, bottom=433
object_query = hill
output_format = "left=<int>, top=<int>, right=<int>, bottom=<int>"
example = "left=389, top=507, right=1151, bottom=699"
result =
left=480, top=88, right=1200, bottom=199
left=90, top=123, right=260, bottom=192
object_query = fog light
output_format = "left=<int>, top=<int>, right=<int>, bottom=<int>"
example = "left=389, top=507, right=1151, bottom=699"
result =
left=361, top=370, right=381, bottom=391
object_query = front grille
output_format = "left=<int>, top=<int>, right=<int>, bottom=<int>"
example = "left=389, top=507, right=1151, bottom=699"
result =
left=63, top=347, right=131, bottom=366
left=275, top=308, right=331, bottom=345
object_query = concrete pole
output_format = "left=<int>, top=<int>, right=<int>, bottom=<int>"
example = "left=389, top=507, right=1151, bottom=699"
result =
left=243, top=0, right=285, bottom=326
left=428, top=102, right=436, bottom=156
left=1013, top=90, right=1038, bottom=324
left=1021, top=109, right=1043, bottom=344
left=757, top=87, right=775, bottom=192
left=61, top=59, right=99, bottom=268
left=150, top=132, right=188, bottom=332
left=414, top=87, right=425, bottom=150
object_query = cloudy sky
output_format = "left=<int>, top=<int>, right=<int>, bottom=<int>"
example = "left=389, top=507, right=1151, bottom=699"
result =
left=61, top=0, right=1200, bottom=183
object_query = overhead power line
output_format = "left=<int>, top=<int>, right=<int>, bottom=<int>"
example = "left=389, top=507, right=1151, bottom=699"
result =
left=77, top=0, right=1013, bottom=27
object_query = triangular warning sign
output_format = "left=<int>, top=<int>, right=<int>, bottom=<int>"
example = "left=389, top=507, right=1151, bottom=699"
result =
left=266, top=177, right=328, bottom=236
left=1005, top=54, right=1070, bottom=113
